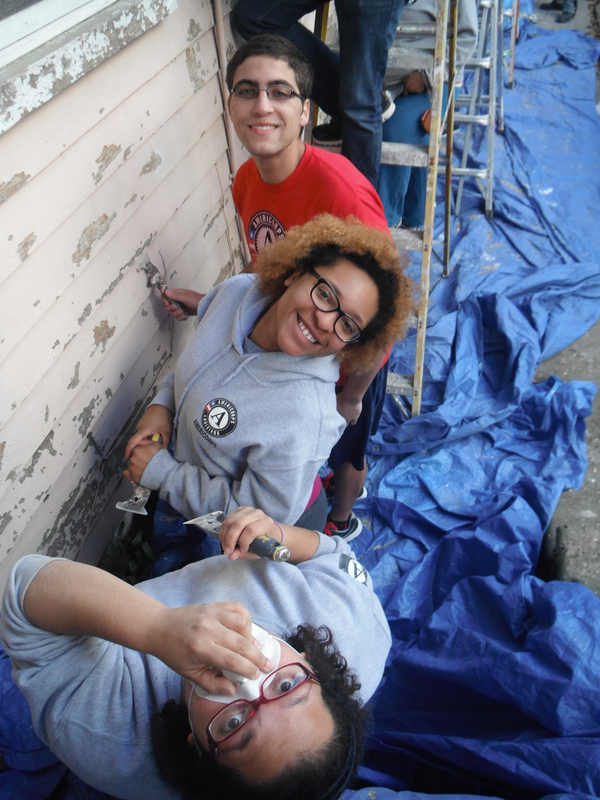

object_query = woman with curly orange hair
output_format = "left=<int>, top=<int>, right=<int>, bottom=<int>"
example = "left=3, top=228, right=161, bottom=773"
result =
left=124, top=214, right=412, bottom=534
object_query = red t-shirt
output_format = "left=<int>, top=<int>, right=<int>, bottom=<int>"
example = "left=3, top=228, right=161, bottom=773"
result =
left=233, top=145, right=391, bottom=259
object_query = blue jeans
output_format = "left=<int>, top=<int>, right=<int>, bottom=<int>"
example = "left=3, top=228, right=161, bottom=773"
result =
left=233, top=0, right=406, bottom=186
left=377, top=85, right=450, bottom=228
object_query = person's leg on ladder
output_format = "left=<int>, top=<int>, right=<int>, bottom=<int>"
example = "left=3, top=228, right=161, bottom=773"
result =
left=336, top=0, right=406, bottom=185
left=232, top=0, right=341, bottom=117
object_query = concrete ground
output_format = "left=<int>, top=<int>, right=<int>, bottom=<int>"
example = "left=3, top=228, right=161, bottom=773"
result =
left=531, top=0, right=600, bottom=595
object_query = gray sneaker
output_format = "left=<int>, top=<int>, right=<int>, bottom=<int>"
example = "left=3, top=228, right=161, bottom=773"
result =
left=324, top=512, right=363, bottom=541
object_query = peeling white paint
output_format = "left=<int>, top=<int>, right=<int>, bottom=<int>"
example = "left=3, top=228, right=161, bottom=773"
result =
left=0, top=1, right=246, bottom=591
left=0, top=0, right=178, bottom=135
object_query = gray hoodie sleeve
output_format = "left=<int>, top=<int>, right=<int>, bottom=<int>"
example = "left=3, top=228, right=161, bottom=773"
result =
left=151, top=373, right=175, bottom=412
left=140, top=437, right=331, bottom=524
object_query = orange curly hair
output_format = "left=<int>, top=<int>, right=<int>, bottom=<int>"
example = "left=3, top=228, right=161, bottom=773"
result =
left=254, top=214, right=414, bottom=371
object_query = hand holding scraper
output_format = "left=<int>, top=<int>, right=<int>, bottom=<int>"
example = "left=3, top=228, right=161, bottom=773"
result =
left=116, top=433, right=162, bottom=516
left=137, top=255, right=190, bottom=320
left=185, top=511, right=291, bottom=562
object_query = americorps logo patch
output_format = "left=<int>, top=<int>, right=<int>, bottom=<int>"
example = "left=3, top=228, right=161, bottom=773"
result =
left=202, top=399, right=238, bottom=437
left=248, top=211, right=285, bottom=255
left=339, top=554, right=369, bottom=584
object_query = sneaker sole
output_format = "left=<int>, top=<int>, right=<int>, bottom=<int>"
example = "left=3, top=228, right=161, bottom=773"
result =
left=342, top=517, right=363, bottom=542
left=312, top=138, right=342, bottom=147
left=381, top=101, right=396, bottom=122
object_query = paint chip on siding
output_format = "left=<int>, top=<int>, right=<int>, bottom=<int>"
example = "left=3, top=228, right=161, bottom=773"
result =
left=92, top=143, right=122, bottom=185
left=140, top=152, right=162, bottom=175
left=77, top=396, right=98, bottom=436
left=19, top=432, right=58, bottom=483
left=185, top=45, right=207, bottom=92
left=18, top=232, right=37, bottom=261
left=0, top=511, right=13, bottom=536
left=93, top=320, right=116, bottom=352
left=68, top=362, right=81, bottom=389
left=0, top=172, right=31, bottom=205
left=78, top=303, right=92, bottom=325
left=188, top=18, right=202, bottom=40
left=72, top=213, right=117, bottom=265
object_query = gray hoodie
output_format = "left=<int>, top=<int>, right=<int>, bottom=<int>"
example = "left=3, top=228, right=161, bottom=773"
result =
left=142, top=274, right=345, bottom=524
left=385, top=0, right=478, bottom=90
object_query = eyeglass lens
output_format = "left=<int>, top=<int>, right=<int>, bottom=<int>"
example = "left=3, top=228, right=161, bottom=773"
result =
left=310, top=281, right=361, bottom=342
left=208, top=664, right=311, bottom=743
left=232, top=83, right=301, bottom=102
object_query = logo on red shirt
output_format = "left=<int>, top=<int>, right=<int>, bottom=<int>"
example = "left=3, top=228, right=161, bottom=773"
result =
left=248, top=211, right=285, bottom=256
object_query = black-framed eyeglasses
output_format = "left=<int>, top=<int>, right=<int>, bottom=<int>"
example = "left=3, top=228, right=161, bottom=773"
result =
left=230, top=80, right=306, bottom=103
left=188, top=663, right=319, bottom=761
left=309, top=269, right=364, bottom=343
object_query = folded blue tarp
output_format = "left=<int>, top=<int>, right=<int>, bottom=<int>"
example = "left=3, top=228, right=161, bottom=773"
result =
left=1, top=21, right=600, bottom=800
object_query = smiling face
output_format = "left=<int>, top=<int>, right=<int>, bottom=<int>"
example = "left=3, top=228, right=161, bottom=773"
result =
left=227, top=56, right=310, bottom=184
left=250, top=259, right=380, bottom=357
left=187, top=642, right=335, bottom=785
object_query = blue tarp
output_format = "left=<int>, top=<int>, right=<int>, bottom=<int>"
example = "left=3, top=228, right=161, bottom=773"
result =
left=1, top=21, right=600, bottom=800
left=343, top=21, right=600, bottom=800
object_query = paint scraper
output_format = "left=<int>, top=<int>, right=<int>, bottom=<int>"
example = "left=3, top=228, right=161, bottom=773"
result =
left=137, top=255, right=189, bottom=319
left=116, top=433, right=162, bottom=516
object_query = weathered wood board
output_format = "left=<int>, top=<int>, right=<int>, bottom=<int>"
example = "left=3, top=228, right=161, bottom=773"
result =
left=0, top=0, right=246, bottom=589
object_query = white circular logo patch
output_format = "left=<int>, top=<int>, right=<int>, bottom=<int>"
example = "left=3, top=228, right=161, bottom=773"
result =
left=339, top=554, right=369, bottom=584
left=202, top=399, right=238, bottom=437
left=248, top=211, right=285, bottom=255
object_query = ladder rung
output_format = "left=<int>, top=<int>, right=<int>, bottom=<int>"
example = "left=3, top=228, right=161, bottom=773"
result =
left=436, top=155, right=489, bottom=179
left=450, top=166, right=489, bottom=178
left=387, top=45, right=434, bottom=71
left=390, top=226, right=424, bottom=252
left=386, top=372, right=414, bottom=396
left=453, top=112, right=490, bottom=125
left=381, top=141, right=429, bottom=167
left=457, top=94, right=492, bottom=105
left=395, top=22, right=438, bottom=35
left=465, top=57, right=492, bottom=69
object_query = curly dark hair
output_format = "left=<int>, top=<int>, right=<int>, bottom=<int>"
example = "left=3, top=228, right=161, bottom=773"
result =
left=226, top=34, right=314, bottom=100
left=254, top=213, right=414, bottom=371
left=152, top=624, right=368, bottom=800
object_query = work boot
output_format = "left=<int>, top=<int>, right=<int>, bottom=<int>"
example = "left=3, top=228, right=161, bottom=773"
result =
left=540, top=0, right=562, bottom=9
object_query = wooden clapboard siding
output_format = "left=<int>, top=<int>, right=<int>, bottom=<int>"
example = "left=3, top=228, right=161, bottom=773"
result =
left=0, top=203, right=243, bottom=555
left=0, top=56, right=222, bottom=313
left=0, top=227, right=238, bottom=568
left=0, top=0, right=214, bottom=206
left=0, top=107, right=229, bottom=424
left=0, top=323, right=174, bottom=572
left=0, top=1, right=246, bottom=588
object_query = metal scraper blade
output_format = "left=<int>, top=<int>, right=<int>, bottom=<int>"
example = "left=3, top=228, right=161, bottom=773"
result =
left=116, top=484, right=151, bottom=515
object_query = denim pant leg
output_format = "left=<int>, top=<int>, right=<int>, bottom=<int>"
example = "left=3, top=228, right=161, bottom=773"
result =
left=377, top=91, right=430, bottom=226
left=232, top=0, right=341, bottom=117
left=377, top=85, right=449, bottom=227
left=336, top=0, right=406, bottom=186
